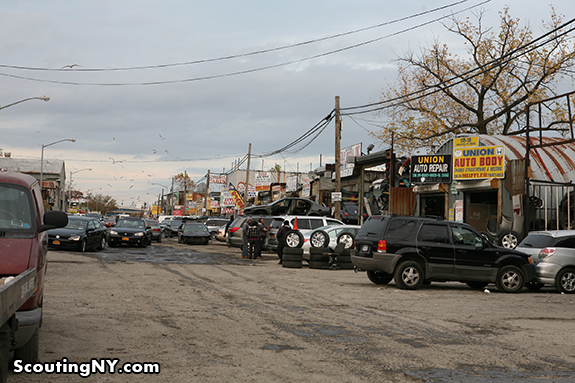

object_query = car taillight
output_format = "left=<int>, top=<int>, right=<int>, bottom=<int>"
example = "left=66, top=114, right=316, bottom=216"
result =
left=377, top=240, right=387, bottom=253
left=229, top=227, right=239, bottom=233
left=344, top=212, right=349, bottom=216
left=539, top=247, right=556, bottom=259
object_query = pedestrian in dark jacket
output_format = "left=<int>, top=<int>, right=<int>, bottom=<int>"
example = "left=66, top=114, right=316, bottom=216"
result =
left=275, top=220, right=291, bottom=264
left=255, top=218, right=269, bottom=259
left=241, top=218, right=252, bottom=258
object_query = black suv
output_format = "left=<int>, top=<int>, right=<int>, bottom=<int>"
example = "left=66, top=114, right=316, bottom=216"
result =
left=351, top=215, right=536, bottom=293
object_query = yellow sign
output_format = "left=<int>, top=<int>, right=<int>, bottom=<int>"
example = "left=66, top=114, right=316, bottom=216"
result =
left=453, top=145, right=505, bottom=180
left=453, top=136, right=479, bottom=148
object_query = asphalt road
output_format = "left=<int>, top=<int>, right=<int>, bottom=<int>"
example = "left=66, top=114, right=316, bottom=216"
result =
left=9, top=238, right=575, bottom=382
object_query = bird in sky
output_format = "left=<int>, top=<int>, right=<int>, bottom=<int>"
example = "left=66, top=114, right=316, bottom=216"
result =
left=61, top=64, right=80, bottom=69
left=164, top=149, right=169, bottom=153
left=153, top=149, right=157, bottom=154
left=159, top=134, right=165, bottom=140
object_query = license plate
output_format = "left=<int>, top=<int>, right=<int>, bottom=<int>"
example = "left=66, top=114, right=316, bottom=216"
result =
left=53, top=240, right=60, bottom=245
left=362, top=245, right=369, bottom=252
left=122, top=237, right=129, bottom=241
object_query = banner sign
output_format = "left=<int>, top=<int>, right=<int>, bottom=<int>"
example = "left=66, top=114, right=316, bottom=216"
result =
left=228, top=183, right=245, bottom=210
left=209, top=174, right=227, bottom=184
left=453, top=146, right=505, bottom=180
left=410, top=155, right=452, bottom=184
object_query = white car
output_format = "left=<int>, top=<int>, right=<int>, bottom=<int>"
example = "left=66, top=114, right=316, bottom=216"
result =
left=215, top=224, right=228, bottom=242
left=301, top=225, right=361, bottom=259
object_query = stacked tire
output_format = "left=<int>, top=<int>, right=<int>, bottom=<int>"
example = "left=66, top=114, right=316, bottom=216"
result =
left=308, top=248, right=330, bottom=269
left=334, top=248, right=354, bottom=270
left=282, top=248, right=303, bottom=268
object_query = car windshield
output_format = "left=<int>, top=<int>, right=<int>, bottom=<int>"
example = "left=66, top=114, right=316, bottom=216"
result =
left=184, top=223, right=207, bottom=233
left=0, top=184, right=33, bottom=231
left=66, top=219, right=88, bottom=230
left=117, top=219, right=145, bottom=229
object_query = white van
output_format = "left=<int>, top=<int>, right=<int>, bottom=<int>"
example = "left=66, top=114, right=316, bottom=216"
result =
left=266, top=215, right=344, bottom=251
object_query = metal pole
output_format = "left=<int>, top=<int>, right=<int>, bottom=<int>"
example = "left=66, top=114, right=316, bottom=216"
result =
left=244, top=143, right=252, bottom=204
left=334, top=96, right=341, bottom=219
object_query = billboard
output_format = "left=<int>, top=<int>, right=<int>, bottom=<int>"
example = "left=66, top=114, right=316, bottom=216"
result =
left=453, top=146, right=505, bottom=180
left=410, top=155, right=452, bottom=184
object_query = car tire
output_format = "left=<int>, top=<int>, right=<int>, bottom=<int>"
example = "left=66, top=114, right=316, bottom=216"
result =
left=337, top=232, right=355, bottom=249
left=79, top=239, right=87, bottom=252
left=284, top=230, right=304, bottom=248
left=498, top=230, right=522, bottom=249
left=555, top=267, right=575, bottom=294
left=309, top=247, right=328, bottom=256
left=97, top=236, right=106, bottom=250
left=309, top=230, right=329, bottom=248
left=495, top=265, right=525, bottom=293
left=282, top=260, right=303, bottom=269
left=394, top=260, right=424, bottom=290
left=367, top=270, right=393, bottom=285
left=283, top=249, right=303, bottom=261
left=14, top=327, right=39, bottom=364
left=309, top=261, right=330, bottom=269
left=466, top=282, right=488, bottom=290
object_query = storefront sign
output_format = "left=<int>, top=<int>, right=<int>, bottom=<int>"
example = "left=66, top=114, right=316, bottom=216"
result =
left=209, top=174, right=227, bottom=184
left=453, top=136, right=479, bottom=148
left=453, top=146, right=505, bottom=180
left=410, top=155, right=452, bottom=184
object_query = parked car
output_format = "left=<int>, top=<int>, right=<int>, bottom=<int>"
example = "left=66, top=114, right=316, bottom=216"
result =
left=146, top=219, right=163, bottom=243
left=340, top=202, right=360, bottom=224
left=301, top=225, right=361, bottom=259
left=517, top=230, right=575, bottom=293
left=48, top=215, right=107, bottom=252
left=243, top=197, right=330, bottom=217
left=104, top=217, right=116, bottom=228
left=164, top=218, right=183, bottom=238
left=108, top=217, right=152, bottom=247
left=351, top=215, right=536, bottom=293
left=0, top=171, right=68, bottom=363
left=267, top=215, right=345, bottom=251
left=226, top=216, right=274, bottom=248
left=178, top=222, right=211, bottom=245
left=204, top=217, right=230, bottom=239
left=215, top=224, right=228, bottom=242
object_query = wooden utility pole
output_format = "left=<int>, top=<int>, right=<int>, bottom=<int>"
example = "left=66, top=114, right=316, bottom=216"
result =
left=244, top=143, right=252, bottom=203
left=205, top=169, right=210, bottom=214
left=334, top=96, right=341, bottom=219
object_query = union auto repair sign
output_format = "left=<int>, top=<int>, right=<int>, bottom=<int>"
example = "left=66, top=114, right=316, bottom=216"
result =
left=410, top=154, right=452, bottom=184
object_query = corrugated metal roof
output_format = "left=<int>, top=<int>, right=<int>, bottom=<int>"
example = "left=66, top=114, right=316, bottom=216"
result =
left=438, top=135, right=575, bottom=183
left=0, top=157, right=65, bottom=175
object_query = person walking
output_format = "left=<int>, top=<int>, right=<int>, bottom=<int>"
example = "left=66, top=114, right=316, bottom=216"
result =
left=241, top=218, right=252, bottom=259
left=275, top=220, right=291, bottom=264
left=246, top=220, right=260, bottom=259
left=255, top=218, right=269, bottom=259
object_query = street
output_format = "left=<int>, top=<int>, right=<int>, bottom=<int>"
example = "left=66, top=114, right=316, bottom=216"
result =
left=9, top=238, right=575, bottom=382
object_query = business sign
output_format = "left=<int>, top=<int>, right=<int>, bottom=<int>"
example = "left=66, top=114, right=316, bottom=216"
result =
left=340, top=143, right=361, bottom=178
left=286, top=175, right=298, bottom=192
left=209, top=174, right=227, bottom=184
left=255, top=172, right=271, bottom=192
left=453, top=145, right=505, bottom=180
left=228, top=183, right=245, bottom=210
left=453, top=136, right=479, bottom=148
left=410, top=155, right=452, bottom=184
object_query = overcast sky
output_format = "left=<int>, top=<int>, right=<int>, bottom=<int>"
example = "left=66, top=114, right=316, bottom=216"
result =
left=0, top=0, right=572, bottom=208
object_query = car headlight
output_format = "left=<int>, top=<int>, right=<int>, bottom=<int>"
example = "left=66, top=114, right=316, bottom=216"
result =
left=134, top=232, right=144, bottom=237
left=110, top=230, right=118, bottom=235
left=69, top=235, right=81, bottom=241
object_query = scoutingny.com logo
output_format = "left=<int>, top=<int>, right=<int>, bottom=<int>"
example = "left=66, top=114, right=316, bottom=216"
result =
left=13, top=358, right=160, bottom=378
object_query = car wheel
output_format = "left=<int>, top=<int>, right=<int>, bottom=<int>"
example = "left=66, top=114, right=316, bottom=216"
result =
left=284, top=230, right=304, bottom=248
left=79, top=239, right=87, bottom=252
left=495, top=265, right=525, bottom=293
left=337, top=232, right=355, bottom=249
left=499, top=231, right=522, bottom=249
left=309, top=230, right=329, bottom=248
left=367, top=270, right=393, bottom=285
left=97, top=236, right=106, bottom=250
left=14, top=327, right=39, bottom=364
left=555, top=268, right=575, bottom=294
left=394, top=261, right=424, bottom=290
left=526, top=281, right=545, bottom=291
left=466, top=281, right=488, bottom=290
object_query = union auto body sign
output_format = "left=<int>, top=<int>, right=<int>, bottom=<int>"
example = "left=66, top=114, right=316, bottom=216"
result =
left=410, top=154, right=452, bottom=184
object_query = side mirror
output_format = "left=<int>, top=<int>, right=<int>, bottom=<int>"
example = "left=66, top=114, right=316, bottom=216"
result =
left=39, top=211, right=68, bottom=232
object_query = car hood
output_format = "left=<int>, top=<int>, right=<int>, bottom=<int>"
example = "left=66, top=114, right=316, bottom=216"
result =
left=112, top=227, right=145, bottom=234
left=182, top=231, right=210, bottom=237
left=48, top=227, right=85, bottom=237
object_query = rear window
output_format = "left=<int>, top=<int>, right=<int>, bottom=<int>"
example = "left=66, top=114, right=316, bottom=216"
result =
left=358, top=216, right=388, bottom=237
left=519, top=234, right=555, bottom=248
left=387, top=218, right=417, bottom=241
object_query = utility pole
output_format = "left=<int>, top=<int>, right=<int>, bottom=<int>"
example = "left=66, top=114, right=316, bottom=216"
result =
left=244, top=143, right=252, bottom=204
left=205, top=169, right=211, bottom=215
left=334, top=96, right=341, bottom=219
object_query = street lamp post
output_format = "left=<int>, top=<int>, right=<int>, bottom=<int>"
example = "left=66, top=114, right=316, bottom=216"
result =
left=40, top=138, right=76, bottom=200
left=0, top=96, right=50, bottom=111
left=68, top=168, right=92, bottom=212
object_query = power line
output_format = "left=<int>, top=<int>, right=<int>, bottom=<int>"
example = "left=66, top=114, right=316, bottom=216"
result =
left=0, top=0, right=490, bottom=86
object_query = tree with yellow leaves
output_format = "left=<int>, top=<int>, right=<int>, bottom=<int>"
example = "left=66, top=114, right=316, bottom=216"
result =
left=374, top=6, right=575, bottom=154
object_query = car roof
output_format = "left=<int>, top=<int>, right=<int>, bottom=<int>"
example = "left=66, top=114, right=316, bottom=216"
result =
left=525, top=230, right=575, bottom=238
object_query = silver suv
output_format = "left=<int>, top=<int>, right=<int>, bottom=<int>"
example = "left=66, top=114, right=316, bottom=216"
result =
left=517, top=230, right=575, bottom=293
left=266, top=215, right=344, bottom=251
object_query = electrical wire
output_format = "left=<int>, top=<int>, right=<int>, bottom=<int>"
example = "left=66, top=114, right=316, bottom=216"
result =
left=0, top=1, right=472, bottom=73
left=0, top=1, right=490, bottom=86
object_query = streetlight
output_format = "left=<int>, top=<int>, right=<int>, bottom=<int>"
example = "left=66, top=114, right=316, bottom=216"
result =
left=0, top=96, right=50, bottom=110
left=40, top=138, right=76, bottom=196
left=68, top=168, right=92, bottom=212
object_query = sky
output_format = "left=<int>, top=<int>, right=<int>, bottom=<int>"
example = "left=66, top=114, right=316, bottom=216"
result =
left=0, top=0, right=573, bottom=208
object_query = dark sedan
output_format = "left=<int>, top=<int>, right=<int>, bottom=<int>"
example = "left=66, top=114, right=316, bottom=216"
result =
left=178, top=222, right=211, bottom=245
left=48, top=215, right=107, bottom=252
left=108, top=217, right=152, bottom=247
left=146, top=219, right=163, bottom=243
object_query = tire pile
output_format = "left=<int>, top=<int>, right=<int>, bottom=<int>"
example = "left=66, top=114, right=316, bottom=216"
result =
left=280, top=229, right=354, bottom=270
